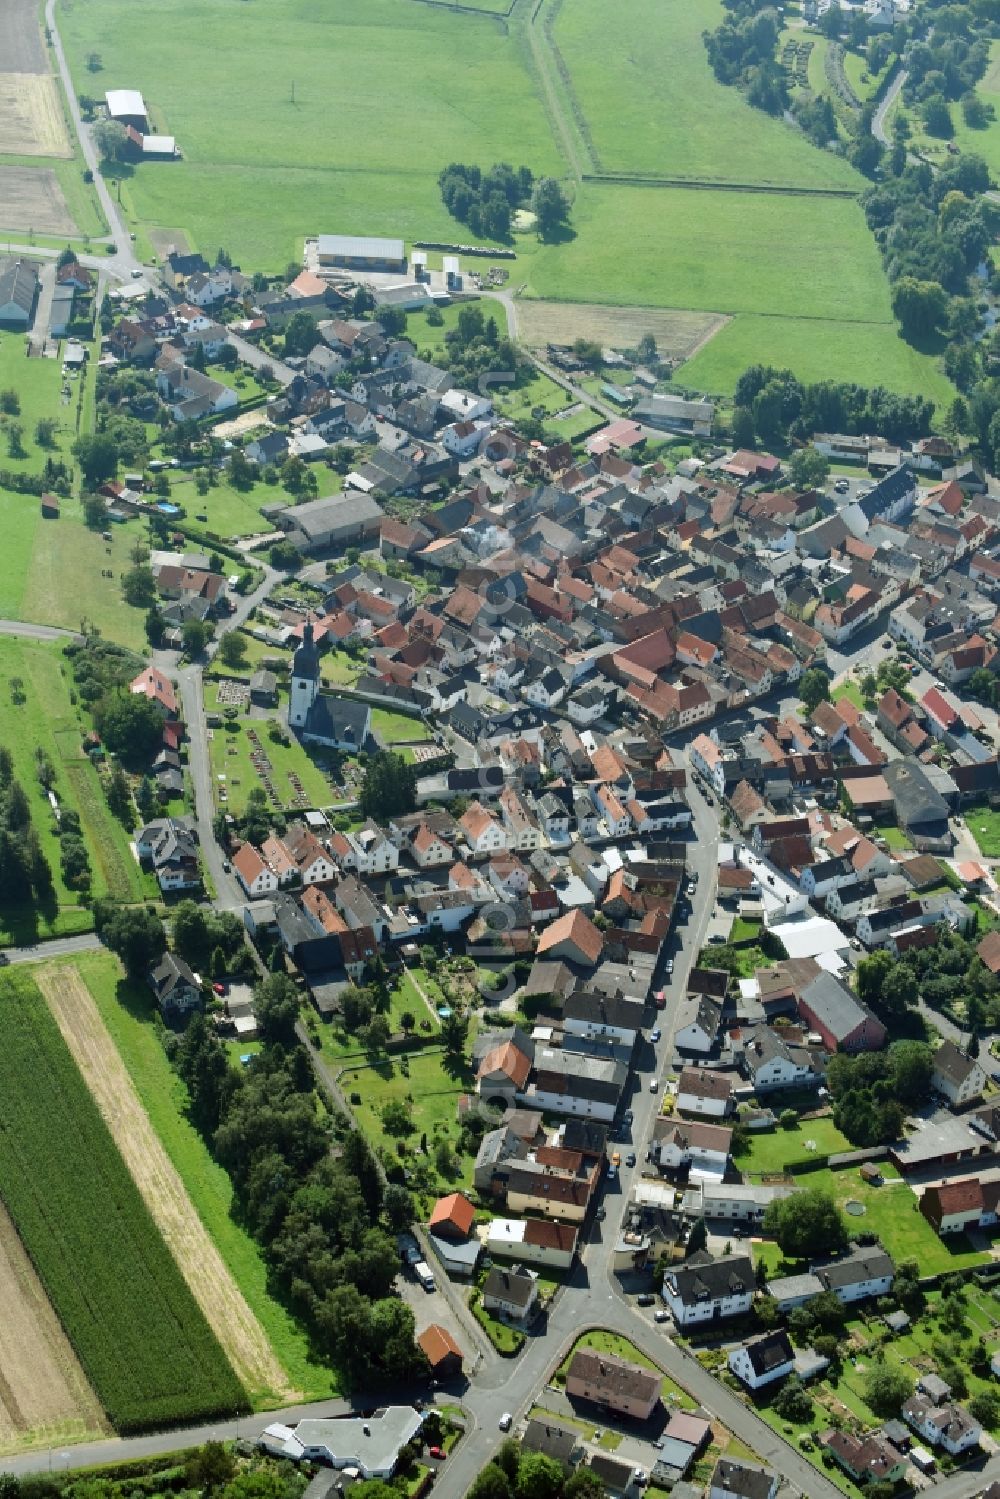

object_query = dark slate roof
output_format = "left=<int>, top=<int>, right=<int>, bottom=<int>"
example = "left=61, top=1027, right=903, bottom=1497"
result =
left=858, top=465, right=914, bottom=522
left=665, top=1250, right=754, bottom=1306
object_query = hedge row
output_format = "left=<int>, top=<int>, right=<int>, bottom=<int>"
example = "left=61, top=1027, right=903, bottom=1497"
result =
left=0, top=970, right=245, bottom=1432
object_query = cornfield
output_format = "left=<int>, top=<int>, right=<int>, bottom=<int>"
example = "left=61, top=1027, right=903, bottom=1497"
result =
left=0, top=970, right=246, bottom=1432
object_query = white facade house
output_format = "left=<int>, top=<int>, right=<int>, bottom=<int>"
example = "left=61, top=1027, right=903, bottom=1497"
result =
left=689, top=733, right=726, bottom=797
left=814, top=1246, right=895, bottom=1304
left=728, top=1332, right=795, bottom=1392
left=903, top=1395, right=981, bottom=1457
left=485, top=1217, right=577, bottom=1270
left=674, top=995, right=722, bottom=1054
left=661, top=1251, right=754, bottom=1328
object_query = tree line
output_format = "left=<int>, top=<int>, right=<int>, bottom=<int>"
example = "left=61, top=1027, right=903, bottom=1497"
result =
left=729, top=364, right=935, bottom=451
left=167, top=984, right=427, bottom=1389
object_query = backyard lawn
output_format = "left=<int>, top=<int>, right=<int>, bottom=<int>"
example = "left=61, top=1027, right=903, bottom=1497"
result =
left=962, top=802, right=1000, bottom=859
left=834, top=681, right=864, bottom=711
left=206, top=683, right=335, bottom=813
left=371, top=707, right=433, bottom=744
left=754, top=1163, right=989, bottom=1276
left=340, top=1048, right=477, bottom=1211
left=871, top=821, right=912, bottom=851
left=736, top=1117, right=852, bottom=1176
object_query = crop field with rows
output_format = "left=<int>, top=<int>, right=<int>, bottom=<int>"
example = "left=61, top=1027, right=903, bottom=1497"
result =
left=0, top=969, right=246, bottom=1433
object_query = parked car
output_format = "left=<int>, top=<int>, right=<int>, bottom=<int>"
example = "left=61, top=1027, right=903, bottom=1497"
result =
left=654, top=1309, right=670, bottom=1323
left=624, top=1109, right=634, bottom=1124
left=625, top=1152, right=637, bottom=1167
left=212, top=981, right=226, bottom=996
left=607, top=1164, right=618, bottom=1180
left=649, top=1079, right=659, bottom=1093
left=637, top=1293, right=655, bottom=1307
left=611, top=1151, right=622, bottom=1166
left=428, top=1447, right=445, bottom=1461
left=686, top=881, right=697, bottom=896
left=651, top=1028, right=661, bottom=1042
left=664, top=958, right=674, bottom=976
left=499, top=1414, right=513, bottom=1432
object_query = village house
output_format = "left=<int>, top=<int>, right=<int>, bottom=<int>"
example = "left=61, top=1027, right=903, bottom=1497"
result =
left=728, top=1330, right=796, bottom=1391
left=564, top=1348, right=661, bottom=1420
left=931, top=1038, right=987, bottom=1109
left=661, top=1250, right=754, bottom=1327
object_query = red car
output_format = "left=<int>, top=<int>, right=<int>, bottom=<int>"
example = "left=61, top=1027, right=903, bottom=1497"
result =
left=428, top=1447, right=445, bottom=1461
left=212, top=981, right=226, bottom=996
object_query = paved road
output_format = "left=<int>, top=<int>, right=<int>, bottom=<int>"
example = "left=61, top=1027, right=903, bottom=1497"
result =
left=227, top=332, right=297, bottom=388
left=171, top=563, right=279, bottom=906
left=873, top=67, right=907, bottom=145
left=44, top=0, right=141, bottom=283
left=1, top=933, right=101, bottom=965
left=0, top=618, right=83, bottom=642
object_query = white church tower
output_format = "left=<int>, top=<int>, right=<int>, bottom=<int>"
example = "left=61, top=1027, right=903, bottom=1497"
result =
left=288, top=620, right=320, bottom=730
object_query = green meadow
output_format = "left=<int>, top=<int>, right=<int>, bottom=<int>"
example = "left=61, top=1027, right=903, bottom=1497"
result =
left=518, top=186, right=890, bottom=320
left=56, top=0, right=953, bottom=397
left=677, top=312, right=956, bottom=403
left=553, top=0, right=860, bottom=187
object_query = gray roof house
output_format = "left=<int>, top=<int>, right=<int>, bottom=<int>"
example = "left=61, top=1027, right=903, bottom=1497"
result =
left=0, top=258, right=38, bottom=327
left=148, top=952, right=202, bottom=1021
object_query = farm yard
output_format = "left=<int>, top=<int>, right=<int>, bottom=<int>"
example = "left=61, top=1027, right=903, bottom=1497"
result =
left=35, top=961, right=295, bottom=1408
left=0, top=1199, right=106, bottom=1456
left=71, top=950, right=336, bottom=1402
left=0, top=968, right=245, bottom=1433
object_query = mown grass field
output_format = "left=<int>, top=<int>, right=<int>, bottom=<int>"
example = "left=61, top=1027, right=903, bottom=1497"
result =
left=72, top=951, right=337, bottom=1402
left=0, top=636, right=151, bottom=944
left=59, top=0, right=557, bottom=270
left=0, top=968, right=245, bottom=1432
left=736, top=1117, right=853, bottom=1175
left=519, top=187, right=889, bottom=320
left=553, top=0, right=860, bottom=187
left=56, top=0, right=953, bottom=399
left=676, top=311, right=955, bottom=404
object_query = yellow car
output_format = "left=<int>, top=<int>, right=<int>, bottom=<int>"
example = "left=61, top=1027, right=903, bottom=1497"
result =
left=611, top=1151, right=622, bottom=1167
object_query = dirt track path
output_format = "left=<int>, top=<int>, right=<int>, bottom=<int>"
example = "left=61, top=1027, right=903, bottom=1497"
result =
left=35, top=964, right=297, bottom=1405
left=0, top=1199, right=107, bottom=1454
